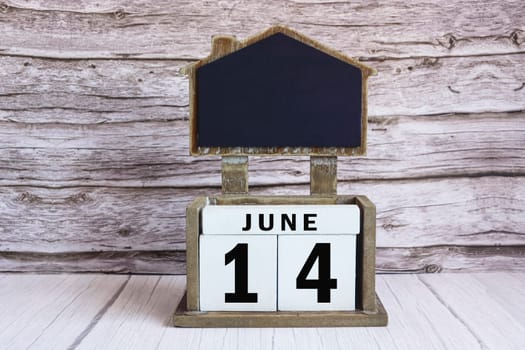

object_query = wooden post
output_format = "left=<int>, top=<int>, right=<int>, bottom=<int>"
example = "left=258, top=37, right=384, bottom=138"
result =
left=310, top=156, right=337, bottom=195
left=222, top=156, right=249, bottom=194
left=355, top=195, right=377, bottom=312
left=185, top=197, right=208, bottom=311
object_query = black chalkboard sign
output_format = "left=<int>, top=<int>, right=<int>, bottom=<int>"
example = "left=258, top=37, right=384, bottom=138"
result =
left=188, top=26, right=374, bottom=155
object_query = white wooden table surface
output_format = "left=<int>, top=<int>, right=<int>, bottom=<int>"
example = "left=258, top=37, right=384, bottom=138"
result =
left=0, top=273, right=523, bottom=350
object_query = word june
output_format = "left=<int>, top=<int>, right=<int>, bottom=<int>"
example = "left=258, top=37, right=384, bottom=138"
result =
left=241, top=213, right=318, bottom=232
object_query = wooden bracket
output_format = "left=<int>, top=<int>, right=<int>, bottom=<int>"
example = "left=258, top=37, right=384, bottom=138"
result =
left=310, top=156, right=337, bottom=195
left=222, top=156, right=249, bottom=194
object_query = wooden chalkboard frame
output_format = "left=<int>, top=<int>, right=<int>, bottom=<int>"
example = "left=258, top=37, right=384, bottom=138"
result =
left=184, top=25, right=377, bottom=156
left=173, top=25, right=387, bottom=328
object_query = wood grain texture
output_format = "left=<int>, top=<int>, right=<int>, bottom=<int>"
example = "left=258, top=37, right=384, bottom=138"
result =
left=2, top=246, right=522, bottom=275
left=3, top=273, right=522, bottom=349
left=75, top=275, right=185, bottom=350
left=0, top=0, right=523, bottom=60
left=0, top=0, right=524, bottom=273
left=471, top=272, right=525, bottom=320
left=0, top=57, right=189, bottom=124
left=420, top=273, right=525, bottom=349
left=221, top=156, right=249, bottom=194
left=0, top=274, right=128, bottom=349
left=370, top=55, right=525, bottom=116
left=0, top=178, right=522, bottom=252
left=173, top=294, right=387, bottom=327
left=310, top=156, right=337, bottom=195
left=0, top=113, right=522, bottom=187
left=363, top=275, right=483, bottom=349
left=0, top=176, right=522, bottom=273
left=377, top=246, right=525, bottom=273
left=356, top=195, right=377, bottom=311
left=0, top=186, right=196, bottom=252
left=185, top=197, right=207, bottom=310
left=0, top=250, right=186, bottom=274
left=1, top=55, right=524, bottom=122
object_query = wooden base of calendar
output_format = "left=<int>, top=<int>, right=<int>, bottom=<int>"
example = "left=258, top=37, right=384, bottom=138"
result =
left=173, top=292, right=388, bottom=327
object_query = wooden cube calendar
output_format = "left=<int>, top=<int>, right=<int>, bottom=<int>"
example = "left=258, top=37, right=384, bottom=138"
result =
left=173, top=26, right=388, bottom=327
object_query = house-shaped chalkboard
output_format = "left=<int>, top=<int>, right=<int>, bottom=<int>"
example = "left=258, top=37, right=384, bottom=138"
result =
left=173, top=26, right=387, bottom=328
left=186, top=25, right=376, bottom=156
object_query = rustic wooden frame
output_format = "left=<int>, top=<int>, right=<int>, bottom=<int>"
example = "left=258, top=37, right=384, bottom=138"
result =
left=184, top=25, right=376, bottom=157
left=174, top=25, right=385, bottom=327
left=173, top=194, right=387, bottom=327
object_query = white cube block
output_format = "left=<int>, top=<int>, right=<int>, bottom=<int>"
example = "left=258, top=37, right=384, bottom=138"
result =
left=278, top=235, right=357, bottom=311
left=202, top=205, right=360, bottom=235
left=199, top=235, right=277, bottom=311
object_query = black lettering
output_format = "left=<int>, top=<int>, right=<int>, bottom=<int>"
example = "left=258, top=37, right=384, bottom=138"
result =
left=241, top=213, right=252, bottom=231
left=304, top=213, right=317, bottom=231
left=281, top=213, right=296, bottom=231
left=296, top=243, right=337, bottom=302
left=259, top=213, right=274, bottom=231
left=225, top=243, right=258, bottom=303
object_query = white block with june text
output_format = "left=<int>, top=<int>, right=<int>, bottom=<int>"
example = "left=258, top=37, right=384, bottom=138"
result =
left=201, top=205, right=360, bottom=234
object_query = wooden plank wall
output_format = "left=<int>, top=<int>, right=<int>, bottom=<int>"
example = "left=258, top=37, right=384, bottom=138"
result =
left=0, top=0, right=523, bottom=274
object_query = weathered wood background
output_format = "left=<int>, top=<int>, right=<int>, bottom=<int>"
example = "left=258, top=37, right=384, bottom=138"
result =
left=0, top=0, right=523, bottom=274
